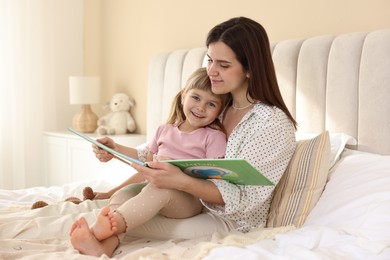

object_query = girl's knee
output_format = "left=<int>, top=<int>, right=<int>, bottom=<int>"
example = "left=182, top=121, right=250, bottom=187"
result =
left=109, top=183, right=147, bottom=206
left=141, top=184, right=178, bottom=199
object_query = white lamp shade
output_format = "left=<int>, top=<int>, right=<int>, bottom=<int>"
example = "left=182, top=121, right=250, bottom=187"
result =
left=69, top=76, right=101, bottom=104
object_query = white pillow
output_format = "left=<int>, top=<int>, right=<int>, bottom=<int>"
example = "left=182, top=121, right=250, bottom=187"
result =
left=304, top=149, right=390, bottom=244
left=295, top=132, right=357, bottom=169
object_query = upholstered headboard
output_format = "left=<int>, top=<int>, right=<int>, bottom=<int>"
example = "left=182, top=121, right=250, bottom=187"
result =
left=147, top=29, right=390, bottom=155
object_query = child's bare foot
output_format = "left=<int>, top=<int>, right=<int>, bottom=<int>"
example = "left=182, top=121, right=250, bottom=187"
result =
left=70, top=217, right=105, bottom=257
left=91, top=206, right=117, bottom=241
left=69, top=217, right=86, bottom=236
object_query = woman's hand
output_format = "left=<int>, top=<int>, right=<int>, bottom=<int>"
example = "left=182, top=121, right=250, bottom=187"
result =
left=93, top=137, right=116, bottom=162
left=131, top=161, right=225, bottom=205
left=132, top=161, right=191, bottom=190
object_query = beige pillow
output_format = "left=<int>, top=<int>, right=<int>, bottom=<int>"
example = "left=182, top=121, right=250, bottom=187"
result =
left=267, top=131, right=331, bottom=228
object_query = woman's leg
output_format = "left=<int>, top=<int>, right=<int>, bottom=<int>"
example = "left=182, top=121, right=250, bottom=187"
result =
left=130, top=211, right=238, bottom=240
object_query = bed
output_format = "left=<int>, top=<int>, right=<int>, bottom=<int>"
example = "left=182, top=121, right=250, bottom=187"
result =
left=1, top=29, right=389, bottom=259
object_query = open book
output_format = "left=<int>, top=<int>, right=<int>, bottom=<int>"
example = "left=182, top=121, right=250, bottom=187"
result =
left=68, top=127, right=273, bottom=186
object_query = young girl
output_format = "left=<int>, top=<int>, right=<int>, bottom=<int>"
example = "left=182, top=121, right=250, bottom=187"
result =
left=70, top=67, right=229, bottom=254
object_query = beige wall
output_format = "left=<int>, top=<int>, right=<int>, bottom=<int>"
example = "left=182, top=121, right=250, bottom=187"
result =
left=84, top=0, right=390, bottom=135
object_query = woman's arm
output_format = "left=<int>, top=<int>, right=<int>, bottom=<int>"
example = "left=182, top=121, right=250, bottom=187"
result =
left=180, top=176, right=224, bottom=205
left=131, top=161, right=225, bottom=205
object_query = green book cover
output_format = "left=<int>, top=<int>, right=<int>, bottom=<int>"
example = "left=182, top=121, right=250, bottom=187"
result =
left=68, top=127, right=273, bottom=186
left=164, top=158, right=274, bottom=186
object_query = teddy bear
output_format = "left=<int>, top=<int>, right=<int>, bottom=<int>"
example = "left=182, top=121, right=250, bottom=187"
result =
left=96, top=93, right=136, bottom=135
left=31, top=186, right=96, bottom=209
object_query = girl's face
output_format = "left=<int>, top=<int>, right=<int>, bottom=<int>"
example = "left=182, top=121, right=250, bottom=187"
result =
left=180, top=88, right=223, bottom=132
left=206, top=41, right=248, bottom=96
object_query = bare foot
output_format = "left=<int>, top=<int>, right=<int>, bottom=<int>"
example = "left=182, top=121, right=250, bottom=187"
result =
left=69, top=219, right=79, bottom=236
left=70, top=217, right=105, bottom=257
left=69, top=217, right=86, bottom=236
left=91, top=206, right=117, bottom=241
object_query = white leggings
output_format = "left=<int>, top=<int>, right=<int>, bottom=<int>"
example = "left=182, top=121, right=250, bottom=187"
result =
left=108, top=183, right=237, bottom=240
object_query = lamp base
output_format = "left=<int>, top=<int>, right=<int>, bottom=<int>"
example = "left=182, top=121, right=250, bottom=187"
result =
left=72, top=104, right=98, bottom=133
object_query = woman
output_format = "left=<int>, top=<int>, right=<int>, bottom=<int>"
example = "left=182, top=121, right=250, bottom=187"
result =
left=70, top=16, right=297, bottom=257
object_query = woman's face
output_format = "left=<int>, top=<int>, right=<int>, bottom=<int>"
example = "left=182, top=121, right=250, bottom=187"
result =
left=206, top=41, right=248, bottom=96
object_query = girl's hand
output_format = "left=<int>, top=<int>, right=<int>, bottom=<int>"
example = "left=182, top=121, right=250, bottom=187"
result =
left=93, top=137, right=115, bottom=162
left=92, top=192, right=111, bottom=200
left=131, top=161, right=191, bottom=190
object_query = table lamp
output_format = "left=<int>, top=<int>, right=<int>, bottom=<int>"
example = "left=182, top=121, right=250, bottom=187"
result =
left=69, top=76, right=101, bottom=133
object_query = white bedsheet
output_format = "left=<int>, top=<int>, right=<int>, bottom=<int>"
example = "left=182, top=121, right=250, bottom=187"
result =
left=1, top=150, right=389, bottom=259
left=0, top=194, right=294, bottom=259
left=206, top=149, right=390, bottom=260
left=206, top=225, right=390, bottom=260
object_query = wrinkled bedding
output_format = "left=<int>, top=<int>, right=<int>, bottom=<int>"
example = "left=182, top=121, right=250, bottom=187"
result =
left=1, top=149, right=389, bottom=259
left=0, top=193, right=293, bottom=259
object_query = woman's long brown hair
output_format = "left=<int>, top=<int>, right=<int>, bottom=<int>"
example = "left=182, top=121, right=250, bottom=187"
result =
left=206, top=17, right=297, bottom=129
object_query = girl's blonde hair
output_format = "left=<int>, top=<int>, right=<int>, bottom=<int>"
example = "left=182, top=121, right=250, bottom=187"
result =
left=166, top=67, right=229, bottom=132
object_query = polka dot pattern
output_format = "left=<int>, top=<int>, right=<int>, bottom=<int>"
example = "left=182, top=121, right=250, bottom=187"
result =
left=202, top=103, right=296, bottom=232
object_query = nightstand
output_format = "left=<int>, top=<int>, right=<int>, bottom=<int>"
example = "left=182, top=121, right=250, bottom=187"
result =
left=43, top=131, right=146, bottom=186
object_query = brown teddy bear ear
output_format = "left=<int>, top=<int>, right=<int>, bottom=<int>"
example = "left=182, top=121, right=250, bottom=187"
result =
left=31, top=200, right=48, bottom=209
left=83, top=186, right=95, bottom=200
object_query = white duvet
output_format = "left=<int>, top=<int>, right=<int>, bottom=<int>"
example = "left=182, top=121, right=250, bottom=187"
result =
left=207, top=149, right=390, bottom=260
left=0, top=149, right=389, bottom=259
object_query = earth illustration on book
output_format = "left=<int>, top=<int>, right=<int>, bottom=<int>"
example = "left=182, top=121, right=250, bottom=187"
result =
left=184, top=166, right=237, bottom=179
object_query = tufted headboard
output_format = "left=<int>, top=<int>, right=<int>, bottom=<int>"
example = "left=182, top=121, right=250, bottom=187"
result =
left=147, top=29, right=390, bottom=155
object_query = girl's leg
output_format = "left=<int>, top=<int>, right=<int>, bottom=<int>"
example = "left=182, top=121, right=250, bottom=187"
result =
left=108, top=182, right=147, bottom=211
left=70, top=183, right=146, bottom=257
left=70, top=217, right=119, bottom=257
left=71, top=183, right=238, bottom=257
left=90, top=206, right=118, bottom=241
left=92, top=184, right=204, bottom=240
left=116, top=183, right=203, bottom=229
left=71, top=212, right=237, bottom=257
left=89, top=183, right=147, bottom=241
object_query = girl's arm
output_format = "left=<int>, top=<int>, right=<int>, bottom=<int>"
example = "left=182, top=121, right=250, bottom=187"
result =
left=114, top=142, right=139, bottom=159
left=93, top=137, right=140, bottom=162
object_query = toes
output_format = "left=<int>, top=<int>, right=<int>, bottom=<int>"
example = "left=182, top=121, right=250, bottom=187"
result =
left=78, top=217, right=89, bottom=226
left=100, top=206, right=110, bottom=216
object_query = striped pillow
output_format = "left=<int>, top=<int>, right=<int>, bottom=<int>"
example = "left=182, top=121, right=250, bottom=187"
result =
left=267, top=131, right=331, bottom=228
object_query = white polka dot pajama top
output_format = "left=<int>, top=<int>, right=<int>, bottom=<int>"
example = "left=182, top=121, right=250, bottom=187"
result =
left=201, top=103, right=296, bottom=232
